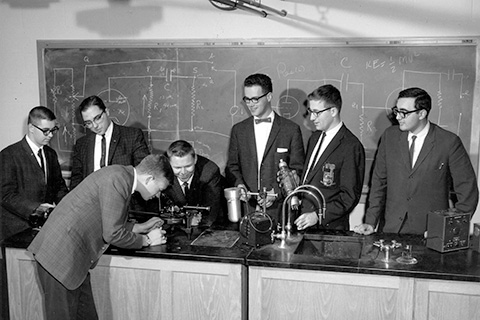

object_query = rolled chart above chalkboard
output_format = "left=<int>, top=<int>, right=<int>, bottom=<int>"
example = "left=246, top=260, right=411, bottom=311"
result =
left=38, top=38, right=480, bottom=192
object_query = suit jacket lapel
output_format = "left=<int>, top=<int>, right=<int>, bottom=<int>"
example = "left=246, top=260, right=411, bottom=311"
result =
left=246, top=119, right=258, bottom=170
left=108, top=123, right=120, bottom=164
left=411, top=125, right=435, bottom=173
left=173, top=179, right=187, bottom=203
left=306, top=126, right=344, bottom=183
left=399, top=131, right=411, bottom=171
left=302, top=131, right=322, bottom=181
left=86, top=133, right=96, bottom=174
left=21, top=138, right=44, bottom=179
left=262, top=114, right=280, bottom=163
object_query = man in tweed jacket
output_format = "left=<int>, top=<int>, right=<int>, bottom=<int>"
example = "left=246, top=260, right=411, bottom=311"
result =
left=28, top=154, right=173, bottom=320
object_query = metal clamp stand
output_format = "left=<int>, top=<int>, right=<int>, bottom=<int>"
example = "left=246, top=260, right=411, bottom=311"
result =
left=373, top=239, right=401, bottom=262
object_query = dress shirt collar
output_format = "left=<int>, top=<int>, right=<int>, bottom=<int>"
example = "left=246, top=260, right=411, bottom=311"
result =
left=177, top=175, right=194, bottom=189
left=324, top=121, right=343, bottom=139
left=98, top=120, right=113, bottom=140
left=408, top=121, right=429, bottom=141
left=26, top=134, right=42, bottom=154
left=132, top=168, right=138, bottom=194
left=253, top=111, right=275, bottom=124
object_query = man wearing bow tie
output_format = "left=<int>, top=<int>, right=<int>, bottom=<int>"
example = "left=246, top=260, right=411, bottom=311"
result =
left=295, top=84, right=365, bottom=231
left=226, top=73, right=305, bottom=222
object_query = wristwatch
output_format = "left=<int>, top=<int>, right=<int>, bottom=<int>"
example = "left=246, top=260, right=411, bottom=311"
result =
left=145, top=235, right=152, bottom=246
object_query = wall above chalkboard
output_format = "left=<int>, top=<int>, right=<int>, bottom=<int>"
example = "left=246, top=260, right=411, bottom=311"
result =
left=38, top=38, right=480, bottom=190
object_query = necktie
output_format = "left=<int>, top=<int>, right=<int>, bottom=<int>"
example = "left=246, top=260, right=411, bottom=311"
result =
left=409, top=135, right=416, bottom=168
left=303, top=132, right=326, bottom=183
left=183, top=182, right=190, bottom=202
left=38, top=148, right=45, bottom=175
left=255, top=117, right=271, bottom=124
left=100, top=134, right=106, bottom=168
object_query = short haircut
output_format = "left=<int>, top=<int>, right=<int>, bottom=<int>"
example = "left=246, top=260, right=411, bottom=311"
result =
left=28, top=106, right=56, bottom=124
left=166, top=140, right=196, bottom=159
left=398, top=87, right=432, bottom=116
left=136, top=154, right=174, bottom=184
left=307, top=84, right=342, bottom=112
left=244, top=73, right=273, bottom=93
left=79, top=95, right=107, bottom=113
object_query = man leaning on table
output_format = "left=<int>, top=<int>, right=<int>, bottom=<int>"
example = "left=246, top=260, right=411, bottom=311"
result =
left=28, top=154, right=173, bottom=320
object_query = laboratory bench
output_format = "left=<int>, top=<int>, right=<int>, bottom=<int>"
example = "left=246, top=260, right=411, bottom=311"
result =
left=3, top=224, right=480, bottom=320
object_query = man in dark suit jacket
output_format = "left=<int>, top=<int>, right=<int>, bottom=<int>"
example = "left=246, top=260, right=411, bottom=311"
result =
left=226, top=74, right=305, bottom=222
left=0, top=106, right=68, bottom=241
left=28, top=154, right=174, bottom=319
left=70, top=95, right=149, bottom=189
left=355, top=87, right=478, bottom=235
left=294, top=85, right=365, bottom=231
left=162, top=140, right=225, bottom=226
left=0, top=106, right=69, bottom=320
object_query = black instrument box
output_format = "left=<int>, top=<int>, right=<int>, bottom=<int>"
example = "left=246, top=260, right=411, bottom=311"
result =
left=471, top=223, right=480, bottom=253
left=426, top=209, right=470, bottom=253
left=239, top=212, right=273, bottom=247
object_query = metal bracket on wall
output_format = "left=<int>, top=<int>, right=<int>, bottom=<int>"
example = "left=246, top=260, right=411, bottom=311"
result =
left=209, top=0, right=287, bottom=18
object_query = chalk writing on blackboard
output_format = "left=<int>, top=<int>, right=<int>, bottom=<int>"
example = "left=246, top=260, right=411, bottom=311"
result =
left=39, top=41, right=477, bottom=191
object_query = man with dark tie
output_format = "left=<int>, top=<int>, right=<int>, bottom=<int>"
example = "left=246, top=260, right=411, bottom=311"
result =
left=0, top=106, right=69, bottom=320
left=70, top=95, right=149, bottom=189
left=162, top=140, right=225, bottom=226
left=226, top=73, right=305, bottom=223
left=0, top=106, right=68, bottom=241
left=355, top=87, right=478, bottom=235
left=295, top=84, right=365, bottom=231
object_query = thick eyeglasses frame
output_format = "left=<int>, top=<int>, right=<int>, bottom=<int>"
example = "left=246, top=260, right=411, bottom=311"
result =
left=32, top=123, right=59, bottom=136
left=391, top=107, right=420, bottom=119
left=242, top=92, right=269, bottom=104
left=83, top=110, right=105, bottom=128
left=307, top=106, right=334, bottom=119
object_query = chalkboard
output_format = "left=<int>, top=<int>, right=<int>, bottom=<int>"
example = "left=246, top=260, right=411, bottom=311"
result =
left=38, top=39, right=479, bottom=189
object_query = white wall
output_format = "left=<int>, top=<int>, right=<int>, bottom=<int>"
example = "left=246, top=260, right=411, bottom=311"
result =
left=1, top=0, right=480, bottom=229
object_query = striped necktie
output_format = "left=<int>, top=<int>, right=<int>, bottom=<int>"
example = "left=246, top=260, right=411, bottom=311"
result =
left=38, top=148, right=45, bottom=174
left=409, top=135, right=416, bottom=168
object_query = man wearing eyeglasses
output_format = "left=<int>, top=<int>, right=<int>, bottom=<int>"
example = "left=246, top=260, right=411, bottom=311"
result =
left=0, top=106, right=68, bottom=241
left=70, top=95, right=149, bottom=189
left=226, top=73, right=304, bottom=223
left=294, top=84, right=365, bottom=231
left=355, top=87, right=478, bottom=235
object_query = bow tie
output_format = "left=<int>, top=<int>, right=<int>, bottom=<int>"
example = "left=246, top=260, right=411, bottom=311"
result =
left=255, top=118, right=272, bottom=124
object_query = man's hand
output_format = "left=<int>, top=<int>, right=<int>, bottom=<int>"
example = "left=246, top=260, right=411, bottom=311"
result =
left=133, top=217, right=164, bottom=234
left=294, top=212, right=319, bottom=230
left=257, top=188, right=277, bottom=208
left=353, top=223, right=375, bottom=235
left=277, top=169, right=300, bottom=189
left=191, top=212, right=202, bottom=226
left=237, top=184, right=250, bottom=202
left=146, top=228, right=167, bottom=246
left=37, top=203, right=55, bottom=212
